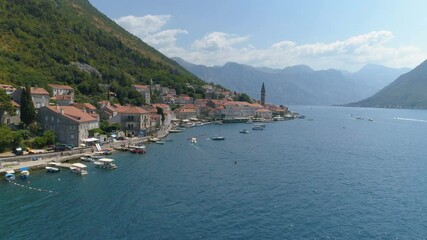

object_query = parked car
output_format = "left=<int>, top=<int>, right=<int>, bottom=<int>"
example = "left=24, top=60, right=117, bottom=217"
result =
left=54, top=144, right=72, bottom=152
left=13, top=147, right=23, bottom=155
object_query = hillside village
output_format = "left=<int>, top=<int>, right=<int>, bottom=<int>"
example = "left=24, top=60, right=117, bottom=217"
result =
left=0, top=82, right=292, bottom=151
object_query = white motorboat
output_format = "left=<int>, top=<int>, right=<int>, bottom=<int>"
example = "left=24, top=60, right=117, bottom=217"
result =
left=70, top=163, right=88, bottom=175
left=20, top=168, right=30, bottom=179
left=45, top=166, right=60, bottom=173
left=93, top=158, right=117, bottom=170
left=191, top=137, right=197, bottom=144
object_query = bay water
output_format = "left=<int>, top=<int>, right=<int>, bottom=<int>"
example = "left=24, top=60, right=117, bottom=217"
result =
left=2, top=106, right=427, bottom=239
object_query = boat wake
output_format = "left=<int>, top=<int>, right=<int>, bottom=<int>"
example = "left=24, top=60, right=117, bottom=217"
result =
left=394, top=117, right=427, bottom=123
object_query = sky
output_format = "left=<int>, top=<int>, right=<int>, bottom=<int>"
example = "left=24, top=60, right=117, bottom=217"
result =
left=88, top=0, right=427, bottom=72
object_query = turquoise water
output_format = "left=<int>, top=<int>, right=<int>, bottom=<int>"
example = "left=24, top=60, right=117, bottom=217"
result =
left=2, top=106, right=427, bottom=239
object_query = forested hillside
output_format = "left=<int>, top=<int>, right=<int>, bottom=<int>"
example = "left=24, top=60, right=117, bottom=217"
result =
left=0, top=0, right=206, bottom=104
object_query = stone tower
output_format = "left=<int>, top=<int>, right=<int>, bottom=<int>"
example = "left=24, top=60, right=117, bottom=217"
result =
left=261, top=82, right=266, bottom=106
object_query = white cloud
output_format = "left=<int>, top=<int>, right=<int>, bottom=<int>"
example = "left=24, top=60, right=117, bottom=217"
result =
left=192, top=32, right=249, bottom=51
left=115, top=15, right=171, bottom=38
left=116, top=14, right=426, bottom=71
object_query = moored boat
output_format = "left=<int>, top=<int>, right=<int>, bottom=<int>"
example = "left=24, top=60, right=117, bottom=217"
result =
left=252, top=124, right=264, bottom=130
left=212, top=136, right=225, bottom=141
left=20, top=168, right=30, bottom=180
left=80, top=155, right=94, bottom=162
left=45, top=166, right=60, bottom=173
left=4, top=170, right=16, bottom=181
left=93, top=158, right=117, bottom=170
left=70, top=163, right=88, bottom=175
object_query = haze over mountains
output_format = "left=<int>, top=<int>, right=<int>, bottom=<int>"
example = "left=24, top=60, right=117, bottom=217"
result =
left=348, top=60, right=427, bottom=109
left=173, top=57, right=410, bottom=106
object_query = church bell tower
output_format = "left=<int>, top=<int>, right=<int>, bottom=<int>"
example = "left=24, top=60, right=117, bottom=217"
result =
left=261, top=82, right=265, bottom=106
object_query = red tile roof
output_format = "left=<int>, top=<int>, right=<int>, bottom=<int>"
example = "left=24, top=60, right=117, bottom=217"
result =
left=112, top=104, right=149, bottom=114
left=0, top=84, right=16, bottom=92
left=133, top=84, right=149, bottom=90
left=72, top=102, right=97, bottom=110
left=30, top=87, right=49, bottom=95
left=47, top=106, right=97, bottom=123
left=48, top=84, right=73, bottom=90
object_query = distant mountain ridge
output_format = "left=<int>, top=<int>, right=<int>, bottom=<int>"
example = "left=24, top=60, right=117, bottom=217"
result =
left=173, top=57, right=410, bottom=105
left=347, top=60, right=427, bottom=108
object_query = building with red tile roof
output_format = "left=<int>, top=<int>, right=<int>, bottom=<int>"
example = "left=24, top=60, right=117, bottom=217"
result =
left=12, top=87, right=50, bottom=108
left=0, top=84, right=16, bottom=94
left=38, top=106, right=99, bottom=146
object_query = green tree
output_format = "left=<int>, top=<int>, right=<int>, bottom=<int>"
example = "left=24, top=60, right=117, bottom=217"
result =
left=0, top=89, right=15, bottom=116
left=238, top=93, right=252, bottom=103
left=20, top=86, right=36, bottom=127
left=0, top=126, right=13, bottom=152
left=156, top=106, right=165, bottom=123
left=43, top=130, right=55, bottom=145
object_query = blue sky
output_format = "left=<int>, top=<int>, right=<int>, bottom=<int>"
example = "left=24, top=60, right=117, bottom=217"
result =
left=88, top=0, right=427, bottom=71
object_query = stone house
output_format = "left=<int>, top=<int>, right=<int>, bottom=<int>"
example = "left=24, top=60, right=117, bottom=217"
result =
left=107, top=104, right=150, bottom=137
left=0, top=100, right=20, bottom=126
left=38, top=106, right=99, bottom=146
left=133, top=84, right=151, bottom=104
left=12, top=87, right=50, bottom=109
left=48, top=84, right=74, bottom=105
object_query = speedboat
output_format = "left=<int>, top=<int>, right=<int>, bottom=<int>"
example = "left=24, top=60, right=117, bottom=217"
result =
left=4, top=170, right=15, bottom=181
left=155, top=140, right=164, bottom=145
left=93, top=158, right=117, bottom=170
left=191, top=137, right=197, bottom=144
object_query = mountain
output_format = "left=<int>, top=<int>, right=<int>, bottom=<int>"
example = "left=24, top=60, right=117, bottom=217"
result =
left=347, top=60, right=427, bottom=108
left=173, top=57, right=409, bottom=105
left=344, top=64, right=411, bottom=97
left=0, top=0, right=206, bottom=105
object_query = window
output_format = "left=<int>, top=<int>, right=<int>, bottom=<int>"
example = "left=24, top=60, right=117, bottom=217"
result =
left=70, top=134, right=74, bottom=139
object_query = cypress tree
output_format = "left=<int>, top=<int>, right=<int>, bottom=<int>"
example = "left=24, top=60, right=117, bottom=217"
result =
left=20, top=86, right=36, bottom=127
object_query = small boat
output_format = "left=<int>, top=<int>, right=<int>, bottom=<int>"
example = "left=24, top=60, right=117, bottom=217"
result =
left=4, top=170, right=15, bottom=181
left=169, top=129, right=183, bottom=133
left=70, top=163, right=88, bottom=175
left=80, top=155, right=94, bottom=162
left=155, top=141, right=164, bottom=145
left=165, top=139, right=173, bottom=142
left=252, top=125, right=264, bottom=130
left=149, top=137, right=160, bottom=142
left=20, top=168, right=30, bottom=180
left=298, top=115, right=306, bottom=119
left=368, top=118, right=374, bottom=121
left=246, top=120, right=253, bottom=124
left=45, top=166, right=60, bottom=173
left=212, top=136, right=225, bottom=141
left=212, top=125, right=225, bottom=140
left=130, top=148, right=146, bottom=154
left=239, top=129, right=250, bottom=134
left=191, top=137, right=197, bottom=144
left=93, top=158, right=117, bottom=170
left=273, top=116, right=285, bottom=121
